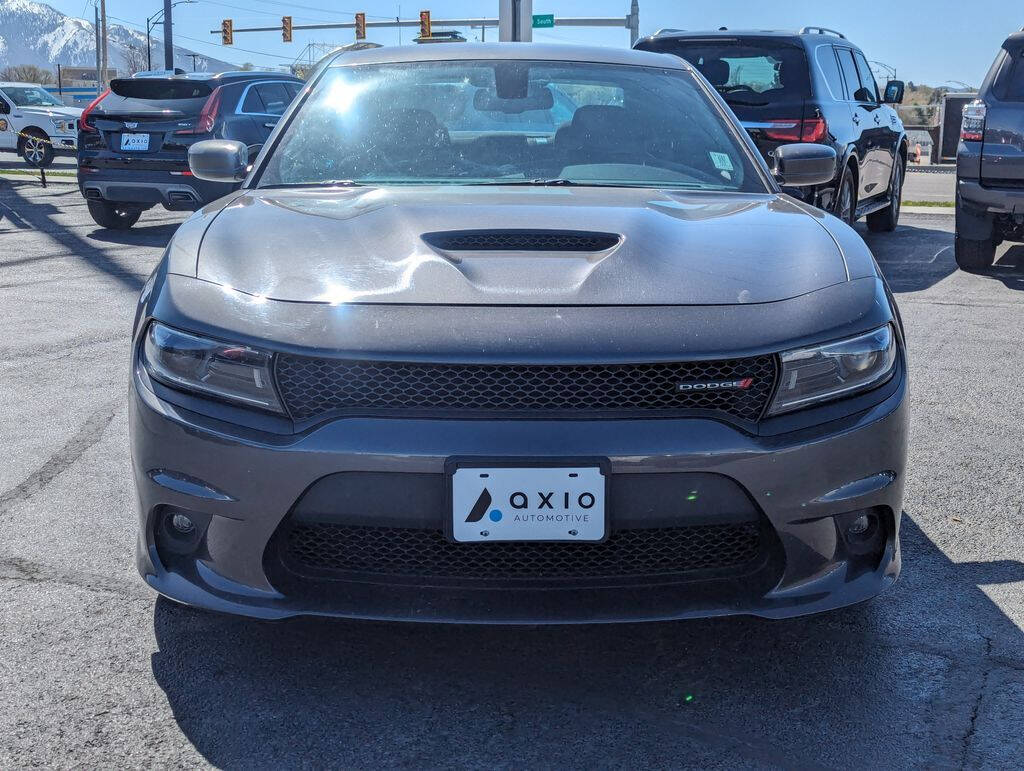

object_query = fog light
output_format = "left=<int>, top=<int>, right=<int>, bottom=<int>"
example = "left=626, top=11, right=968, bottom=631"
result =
left=171, top=513, right=195, bottom=534
left=847, top=514, right=871, bottom=537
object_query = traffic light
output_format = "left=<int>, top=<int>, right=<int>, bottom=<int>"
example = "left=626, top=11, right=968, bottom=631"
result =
left=354, top=12, right=366, bottom=40
left=282, top=15, right=292, bottom=42
left=419, top=10, right=431, bottom=39
left=221, top=19, right=233, bottom=45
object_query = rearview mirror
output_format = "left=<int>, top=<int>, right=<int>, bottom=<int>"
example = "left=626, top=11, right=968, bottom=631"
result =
left=883, top=79, right=905, bottom=104
left=473, top=85, right=554, bottom=113
left=188, top=139, right=249, bottom=183
left=770, top=143, right=837, bottom=187
left=0, top=100, right=10, bottom=115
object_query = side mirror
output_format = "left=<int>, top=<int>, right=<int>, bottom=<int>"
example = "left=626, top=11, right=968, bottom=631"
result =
left=188, top=139, right=249, bottom=183
left=770, top=143, right=837, bottom=187
left=0, top=101, right=10, bottom=115
left=883, top=79, right=905, bottom=104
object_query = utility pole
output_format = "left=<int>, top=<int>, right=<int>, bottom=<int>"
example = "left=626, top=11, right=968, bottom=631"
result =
left=99, top=0, right=108, bottom=85
left=163, top=0, right=174, bottom=70
left=94, top=4, right=102, bottom=95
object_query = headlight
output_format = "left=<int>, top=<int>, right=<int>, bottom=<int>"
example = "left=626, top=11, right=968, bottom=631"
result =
left=50, top=118, right=71, bottom=132
left=141, top=322, right=284, bottom=412
left=768, top=325, right=897, bottom=415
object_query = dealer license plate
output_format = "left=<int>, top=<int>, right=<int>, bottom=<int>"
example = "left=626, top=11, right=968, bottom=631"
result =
left=450, top=464, right=606, bottom=543
left=120, top=133, right=150, bottom=151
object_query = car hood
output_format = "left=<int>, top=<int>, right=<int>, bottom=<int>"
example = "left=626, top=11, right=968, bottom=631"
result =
left=194, top=186, right=848, bottom=306
left=17, top=105, right=82, bottom=120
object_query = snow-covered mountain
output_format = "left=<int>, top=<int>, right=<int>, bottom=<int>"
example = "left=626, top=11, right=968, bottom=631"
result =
left=0, top=0, right=237, bottom=76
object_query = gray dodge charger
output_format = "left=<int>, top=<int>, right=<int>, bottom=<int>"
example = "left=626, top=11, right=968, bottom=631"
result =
left=130, top=44, right=908, bottom=623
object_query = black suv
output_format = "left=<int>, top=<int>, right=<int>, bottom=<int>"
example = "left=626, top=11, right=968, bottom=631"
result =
left=77, top=71, right=302, bottom=229
left=955, top=30, right=1024, bottom=270
left=636, top=27, right=907, bottom=231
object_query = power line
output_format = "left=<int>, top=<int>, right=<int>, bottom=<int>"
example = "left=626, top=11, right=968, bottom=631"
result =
left=103, top=12, right=294, bottom=61
left=192, top=0, right=342, bottom=26
left=234, top=0, right=394, bottom=19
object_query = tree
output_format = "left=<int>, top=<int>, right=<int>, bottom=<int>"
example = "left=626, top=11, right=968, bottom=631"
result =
left=240, top=62, right=255, bottom=71
left=0, top=64, right=55, bottom=84
left=120, top=43, right=148, bottom=76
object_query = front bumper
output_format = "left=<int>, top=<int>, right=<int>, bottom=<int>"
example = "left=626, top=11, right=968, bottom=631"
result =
left=51, top=133, right=77, bottom=152
left=131, top=360, right=908, bottom=623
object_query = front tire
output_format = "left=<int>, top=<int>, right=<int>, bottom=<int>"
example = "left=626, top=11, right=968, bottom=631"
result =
left=867, top=162, right=902, bottom=233
left=954, top=235, right=996, bottom=271
left=19, top=129, right=55, bottom=168
left=87, top=199, right=142, bottom=230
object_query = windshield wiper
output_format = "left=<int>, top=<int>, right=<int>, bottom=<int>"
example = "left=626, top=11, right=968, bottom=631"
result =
left=466, top=178, right=594, bottom=186
left=259, top=179, right=366, bottom=189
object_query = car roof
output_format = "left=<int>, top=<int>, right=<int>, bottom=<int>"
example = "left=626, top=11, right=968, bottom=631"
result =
left=166, top=71, right=299, bottom=81
left=1003, top=30, right=1024, bottom=50
left=0, top=82, right=48, bottom=88
left=325, top=42, right=690, bottom=70
left=642, top=29, right=858, bottom=46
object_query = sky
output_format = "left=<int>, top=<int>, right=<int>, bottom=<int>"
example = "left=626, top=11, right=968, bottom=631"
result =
left=49, top=0, right=1020, bottom=86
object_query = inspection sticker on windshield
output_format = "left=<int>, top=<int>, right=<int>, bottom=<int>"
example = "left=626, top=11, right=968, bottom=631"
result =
left=709, top=152, right=734, bottom=171
left=450, top=465, right=606, bottom=543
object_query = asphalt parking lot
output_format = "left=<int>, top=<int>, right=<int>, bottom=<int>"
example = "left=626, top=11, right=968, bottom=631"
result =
left=1, top=177, right=1022, bottom=769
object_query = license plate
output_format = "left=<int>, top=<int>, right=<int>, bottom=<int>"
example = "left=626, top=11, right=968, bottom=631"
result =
left=120, top=133, right=150, bottom=151
left=450, top=464, right=606, bottom=543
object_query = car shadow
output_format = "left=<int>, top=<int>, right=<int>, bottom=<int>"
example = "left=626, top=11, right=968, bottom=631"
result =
left=150, top=516, right=1024, bottom=768
left=0, top=178, right=185, bottom=289
left=87, top=222, right=183, bottom=247
left=972, top=244, right=1024, bottom=291
left=860, top=220, right=957, bottom=294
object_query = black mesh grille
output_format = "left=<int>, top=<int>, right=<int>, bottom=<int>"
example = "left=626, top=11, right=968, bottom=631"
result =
left=274, top=356, right=777, bottom=422
left=422, top=230, right=620, bottom=251
left=282, top=522, right=763, bottom=582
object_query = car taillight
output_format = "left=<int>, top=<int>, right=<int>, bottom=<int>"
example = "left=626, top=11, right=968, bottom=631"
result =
left=961, top=100, right=986, bottom=142
left=175, top=86, right=223, bottom=135
left=79, top=88, right=110, bottom=133
left=764, top=117, right=828, bottom=143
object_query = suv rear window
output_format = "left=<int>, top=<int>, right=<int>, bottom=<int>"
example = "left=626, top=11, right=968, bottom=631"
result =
left=637, top=39, right=810, bottom=100
left=109, top=79, right=213, bottom=100
left=994, top=49, right=1024, bottom=100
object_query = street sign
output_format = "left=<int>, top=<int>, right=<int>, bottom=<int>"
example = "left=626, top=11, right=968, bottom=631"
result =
left=532, top=14, right=554, bottom=28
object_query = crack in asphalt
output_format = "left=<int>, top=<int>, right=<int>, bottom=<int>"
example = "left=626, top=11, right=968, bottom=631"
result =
left=0, top=400, right=121, bottom=516
left=0, top=555, right=146, bottom=601
left=959, top=634, right=994, bottom=769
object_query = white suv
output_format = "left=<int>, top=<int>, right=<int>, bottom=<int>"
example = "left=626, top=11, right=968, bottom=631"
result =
left=0, top=82, right=82, bottom=168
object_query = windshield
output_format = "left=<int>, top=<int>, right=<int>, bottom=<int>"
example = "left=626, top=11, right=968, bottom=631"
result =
left=2, top=86, right=64, bottom=107
left=258, top=59, right=764, bottom=191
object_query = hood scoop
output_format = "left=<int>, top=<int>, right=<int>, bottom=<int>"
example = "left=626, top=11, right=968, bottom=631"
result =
left=422, top=229, right=621, bottom=253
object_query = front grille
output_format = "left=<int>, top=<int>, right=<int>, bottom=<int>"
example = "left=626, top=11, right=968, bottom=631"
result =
left=282, top=522, right=763, bottom=583
left=274, top=355, right=777, bottom=422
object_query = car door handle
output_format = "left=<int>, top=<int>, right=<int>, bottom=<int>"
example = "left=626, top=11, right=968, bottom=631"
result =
left=874, top=114, right=881, bottom=124
left=263, top=122, right=277, bottom=129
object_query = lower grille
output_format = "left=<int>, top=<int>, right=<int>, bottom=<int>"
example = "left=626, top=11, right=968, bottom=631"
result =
left=281, top=522, right=763, bottom=583
left=274, top=355, right=777, bottom=423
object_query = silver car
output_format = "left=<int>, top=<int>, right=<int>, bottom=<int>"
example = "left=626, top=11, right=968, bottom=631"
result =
left=130, top=44, right=908, bottom=623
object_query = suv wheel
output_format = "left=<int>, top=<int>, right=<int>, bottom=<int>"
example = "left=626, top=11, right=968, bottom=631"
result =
left=867, top=162, right=902, bottom=232
left=87, top=200, right=143, bottom=230
left=833, top=167, right=856, bottom=226
left=19, top=129, right=54, bottom=168
left=954, top=235, right=996, bottom=271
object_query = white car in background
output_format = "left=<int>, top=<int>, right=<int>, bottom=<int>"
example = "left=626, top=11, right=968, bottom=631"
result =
left=0, top=82, right=82, bottom=168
